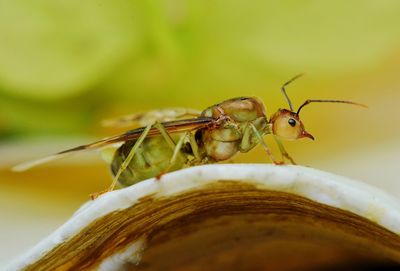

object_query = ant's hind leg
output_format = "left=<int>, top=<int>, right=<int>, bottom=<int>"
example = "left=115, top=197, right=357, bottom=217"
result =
left=273, top=135, right=296, bottom=165
left=90, top=124, right=153, bottom=199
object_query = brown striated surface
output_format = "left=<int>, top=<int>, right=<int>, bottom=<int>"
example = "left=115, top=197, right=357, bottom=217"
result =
left=24, top=181, right=400, bottom=271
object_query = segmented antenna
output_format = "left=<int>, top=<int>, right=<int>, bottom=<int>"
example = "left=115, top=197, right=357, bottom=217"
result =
left=296, top=99, right=367, bottom=115
left=280, top=74, right=304, bottom=111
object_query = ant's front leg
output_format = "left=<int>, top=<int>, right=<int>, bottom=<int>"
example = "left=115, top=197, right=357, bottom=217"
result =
left=243, top=123, right=283, bottom=165
left=273, top=135, right=296, bottom=165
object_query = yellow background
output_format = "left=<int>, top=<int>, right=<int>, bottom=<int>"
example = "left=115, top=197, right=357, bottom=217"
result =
left=1, top=0, right=400, bottom=266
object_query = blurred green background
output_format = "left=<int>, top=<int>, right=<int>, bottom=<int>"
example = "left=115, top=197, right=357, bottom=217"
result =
left=1, top=0, right=400, bottom=267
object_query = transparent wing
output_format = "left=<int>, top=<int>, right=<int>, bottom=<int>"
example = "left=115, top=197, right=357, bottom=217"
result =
left=12, top=117, right=214, bottom=172
left=102, top=108, right=201, bottom=128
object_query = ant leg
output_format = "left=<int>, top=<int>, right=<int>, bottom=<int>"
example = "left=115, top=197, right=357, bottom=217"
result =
left=153, top=121, right=187, bottom=163
left=239, top=123, right=257, bottom=152
left=249, top=123, right=283, bottom=165
left=188, top=133, right=201, bottom=162
left=153, top=121, right=176, bottom=150
left=169, top=132, right=189, bottom=167
left=152, top=122, right=191, bottom=179
left=273, top=135, right=296, bottom=165
left=90, top=124, right=153, bottom=199
left=156, top=132, right=189, bottom=180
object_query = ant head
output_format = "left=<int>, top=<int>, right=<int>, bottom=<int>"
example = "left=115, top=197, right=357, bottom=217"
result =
left=270, top=109, right=314, bottom=141
left=271, top=74, right=366, bottom=141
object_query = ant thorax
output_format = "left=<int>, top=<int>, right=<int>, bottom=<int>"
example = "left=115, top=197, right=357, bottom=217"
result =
left=201, top=97, right=267, bottom=122
left=199, top=97, right=269, bottom=161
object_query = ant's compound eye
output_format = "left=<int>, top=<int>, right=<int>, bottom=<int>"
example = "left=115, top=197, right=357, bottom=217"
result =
left=288, top=118, right=296, bottom=127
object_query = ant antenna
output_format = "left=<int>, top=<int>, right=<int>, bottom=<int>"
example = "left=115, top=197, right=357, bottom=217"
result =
left=297, top=99, right=367, bottom=115
left=281, top=73, right=304, bottom=111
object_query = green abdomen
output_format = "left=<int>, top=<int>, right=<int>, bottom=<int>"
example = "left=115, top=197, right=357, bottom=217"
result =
left=111, top=136, right=187, bottom=187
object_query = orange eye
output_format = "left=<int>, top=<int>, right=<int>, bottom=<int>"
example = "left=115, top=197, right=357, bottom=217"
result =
left=288, top=118, right=296, bottom=127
